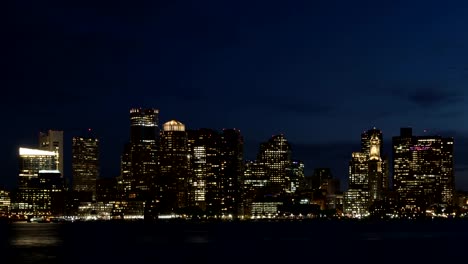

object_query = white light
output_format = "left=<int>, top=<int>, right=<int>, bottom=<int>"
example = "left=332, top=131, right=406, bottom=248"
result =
left=39, top=170, right=61, bottom=174
left=19, top=147, right=56, bottom=156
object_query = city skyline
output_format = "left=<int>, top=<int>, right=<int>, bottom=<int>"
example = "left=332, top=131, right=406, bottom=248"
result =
left=5, top=0, right=468, bottom=191
left=4, top=115, right=464, bottom=193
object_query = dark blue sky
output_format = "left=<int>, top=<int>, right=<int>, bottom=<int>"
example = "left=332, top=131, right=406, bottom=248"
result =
left=4, top=0, right=468, bottom=191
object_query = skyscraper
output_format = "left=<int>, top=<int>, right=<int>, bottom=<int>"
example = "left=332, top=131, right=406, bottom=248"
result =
left=290, top=160, right=305, bottom=193
left=120, top=108, right=159, bottom=200
left=344, top=127, right=387, bottom=218
left=361, top=128, right=389, bottom=194
left=129, top=108, right=159, bottom=144
left=361, top=128, right=383, bottom=157
left=368, top=133, right=383, bottom=204
left=257, top=134, right=292, bottom=195
left=187, top=128, right=220, bottom=212
left=344, top=152, right=369, bottom=217
left=219, top=129, right=244, bottom=217
left=72, top=134, right=99, bottom=198
left=186, top=128, right=244, bottom=218
left=39, top=130, right=64, bottom=177
left=13, top=147, right=64, bottom=217
left=158, top=120, right=190, bottom=213
left=392, top=128, right=455, bottom=212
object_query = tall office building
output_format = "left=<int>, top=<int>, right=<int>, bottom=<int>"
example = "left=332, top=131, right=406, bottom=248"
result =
left=219, top=129, right=244, bottom=217
left=243, top=160, right=268, bottom=216
left=39, top=130, right=64, bottom=177
left=186, top=128, right=244, bottom=218
left=187, top=128, right=221, bottom=212
left=120, top=108, right=159, bottom=200
left=18, top=148, right=58, bottom=187
left=344, top=128, right=387, bottom=218
left=344, top=152, right=369, bottom=217
left=72, top=134, right=99, bottom=198
left=361, top=128, right=389, bottom=194
left=13, top=147, right=64, bottom=217
left=130, top=108, right=159, bottom=144
left=257, top=134, right=292, bottom=195
left=158, top=120, right=190, bottom=213
left=392, top=128, right=454, bottom=211
left=368, top=134, right=383, bottom=204
left=361, top=128, right=383, bottom=157
left=290, top=160, right=305, bottom=193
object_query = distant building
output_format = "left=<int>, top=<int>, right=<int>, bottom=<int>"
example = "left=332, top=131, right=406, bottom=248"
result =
left=120, top=108, right=159, bottom=201
left=219, top=129, right=244, bottom=218
left=290, top=160, right=305, bottom=193
left=96, top=178, right=118, bottom=203
left=312, top=168, right=333, bottom=191
left=243, top=160, right=268, bottom=216
left=392, top=127, right=454, bottom=212
left=0, top=189, right=10, bottom=217
left=344, top=128, right=389, bottom=218
left=344, top=152, right=369, bottom=217
left=187, top=128, right=221, bottom=212
left=257, top=134, right=292, bottom=195
left=72, top=135, right=99, bottom=199
left=158, top=120, right=190, bottom=213
left=39, top=130, right=64, bottom=178
left=13, top=147, right=65, bottom=218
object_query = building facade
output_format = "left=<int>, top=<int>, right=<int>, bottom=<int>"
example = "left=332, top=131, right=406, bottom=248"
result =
left=120, top=108, right=159, bottom=201
left=72, top=135, right=99, bottom=198
left=39, top=130, right=64, bottom=177
left=158, top=120, right=190, bottom=214
left=392, top=128, right=454, bottom=212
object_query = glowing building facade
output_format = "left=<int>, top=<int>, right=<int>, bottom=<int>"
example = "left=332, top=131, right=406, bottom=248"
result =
left=344, top=152, right=369, bottom=217
left=392, top=128, right=454, bottom=212
left=0, top=189, right=10, bottom=218
left=72, top=135, right=99, bottom=198
left=187, top=128, right=220, bottom=211
left=13, top=148, right=64, bottom=217
left=39, top=130, right=64, bottom=177
left=290, top=160, right=305, bottom=193
left=257, top=134, right=292, bottom=195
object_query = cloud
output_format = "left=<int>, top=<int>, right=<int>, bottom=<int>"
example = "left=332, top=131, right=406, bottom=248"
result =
left=392, top=86, right=464, bottom=109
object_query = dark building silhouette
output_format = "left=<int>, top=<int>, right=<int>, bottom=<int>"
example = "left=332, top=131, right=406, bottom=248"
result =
left=96, top=178, right=118, bottom=203
left=120, top=108, right=159, bottom=201
left=219, top=129, right=244, bottom=218
left=312, top=168, right=333, bottom=191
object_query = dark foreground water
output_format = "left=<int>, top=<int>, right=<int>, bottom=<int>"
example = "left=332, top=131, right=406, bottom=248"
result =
left=2, top=219, right=468, bottom=264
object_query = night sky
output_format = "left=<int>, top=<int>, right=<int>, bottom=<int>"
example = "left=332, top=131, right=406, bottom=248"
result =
left=4, top=0, right=468, bottom=191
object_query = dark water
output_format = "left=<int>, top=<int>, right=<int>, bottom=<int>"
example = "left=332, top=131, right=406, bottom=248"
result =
left=2, top=219, right=468, bottom=263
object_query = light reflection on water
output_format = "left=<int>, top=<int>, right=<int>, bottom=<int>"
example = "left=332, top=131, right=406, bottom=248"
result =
left=3, top=220, right=468, bottom=263
left=8, top=223, right=63, bottom=264
left=10, top=223, right=62, bottom=247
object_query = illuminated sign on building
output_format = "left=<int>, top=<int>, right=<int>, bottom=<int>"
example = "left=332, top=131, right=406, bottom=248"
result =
left=410, top=146, right=431, bottom=151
